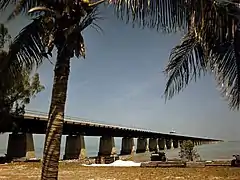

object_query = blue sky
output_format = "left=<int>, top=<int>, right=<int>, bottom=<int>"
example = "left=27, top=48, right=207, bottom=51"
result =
left=1, top=5, right=240, bottom=142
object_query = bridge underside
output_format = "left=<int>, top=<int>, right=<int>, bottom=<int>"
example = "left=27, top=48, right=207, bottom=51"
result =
left=1, top=116, right=219, bottom=142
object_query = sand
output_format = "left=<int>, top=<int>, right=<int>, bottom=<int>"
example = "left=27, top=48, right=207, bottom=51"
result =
left=1, top=162, right=240, bottom=180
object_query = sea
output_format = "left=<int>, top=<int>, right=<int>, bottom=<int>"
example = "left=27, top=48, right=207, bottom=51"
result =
left=0, top=134, right=239, bottom=161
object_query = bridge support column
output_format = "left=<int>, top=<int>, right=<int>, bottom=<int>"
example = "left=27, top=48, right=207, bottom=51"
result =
left=98, top=136, right=117, bottom=156
left=120, top=137, right=134, bottom=155
left=64, top=135, right=86, bottom=160
left=6, top=133, right=35, bottom=160
left=179, top=140, right=184, bottom=147
left=193, top=140, right=198, bottom=146
left=166, top=139, right=172, bottom=149
left=136, top=137, right=148, bottom=153
left=149, top=138, right=158, bottom=152
left=158, top=138, right=165, bottom=150
left=173, top=139, right=179, bottom=149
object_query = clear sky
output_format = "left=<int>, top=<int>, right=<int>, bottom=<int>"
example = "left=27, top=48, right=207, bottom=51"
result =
left=0, top=5, right=240, bottom=142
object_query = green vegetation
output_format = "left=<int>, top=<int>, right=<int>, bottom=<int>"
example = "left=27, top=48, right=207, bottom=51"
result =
left=179, top=140, right=200, bottom=162
left=0, top=23, right=44, bottom=131
left=7, top=71, right=45, bottom=116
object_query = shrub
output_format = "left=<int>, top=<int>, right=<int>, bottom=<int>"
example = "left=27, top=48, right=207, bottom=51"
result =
left=179, top=140, right=200, bottom=161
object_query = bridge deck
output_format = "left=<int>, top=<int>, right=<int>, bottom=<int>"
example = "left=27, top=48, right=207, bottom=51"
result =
left=2, top=110, right=221, bottom=141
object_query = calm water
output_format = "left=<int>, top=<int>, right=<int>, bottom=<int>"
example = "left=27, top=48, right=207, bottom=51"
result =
left=0, top=136, right=239, bottom=161
left=166, top=141, right=240, bottom=160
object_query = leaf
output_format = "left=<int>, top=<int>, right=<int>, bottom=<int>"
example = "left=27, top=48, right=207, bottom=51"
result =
left=163, top=0, right=240, bottom=110
left=28, top=6, right=54, bottom=14
left=111, top=0, right=188, bottom=32
left=1, top=17, right=46, bottom=78
left=210, top=30, right=240, bottom=110
left=1, top=0, right=80, bottom=20
left=164, top=32, right=207, bottom=100
left=59, top=7, right=101, bottom=59
left=74, top=33, right=85, bottom=58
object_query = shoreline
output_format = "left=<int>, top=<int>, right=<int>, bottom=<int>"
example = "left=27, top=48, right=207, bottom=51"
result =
left=1, top=157, right=233, bottom=169
left=0, top=162, right=240, bottom=180
left=0, top=152, right=233, bottom=165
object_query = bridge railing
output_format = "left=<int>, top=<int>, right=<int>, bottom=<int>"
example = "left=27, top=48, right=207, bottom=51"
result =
left=20, top=110, right=217, bottom=140
left=24, top=109, right=151, bottom=132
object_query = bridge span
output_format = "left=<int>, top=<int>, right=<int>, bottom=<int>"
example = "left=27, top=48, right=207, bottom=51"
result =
left=2, top=110, right=222, bottom=162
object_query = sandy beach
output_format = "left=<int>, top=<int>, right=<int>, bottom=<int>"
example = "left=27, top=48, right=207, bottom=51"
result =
left=1, top=162, right=240, bottom=180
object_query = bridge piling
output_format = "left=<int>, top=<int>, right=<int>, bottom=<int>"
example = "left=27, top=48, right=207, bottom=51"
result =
left=158, top=138, right=165, bottom=150
left=6, top=133, right=35, bottom=160
left=149, top=138, right=158, bottom=152
left=194, top=140, right=200, bottom=146
left=166, top=138, right=172, bottom=149
left=63, top=135, right=86, bottom=160
left=98, top=136, right=117, bottom=156
left=173, top=139, right=179, bottom=149
left=136, top=137, right=148, bottom=153
left=120, top=137, right=134, bottom=155
left=179, top=140, right=183, bottom=147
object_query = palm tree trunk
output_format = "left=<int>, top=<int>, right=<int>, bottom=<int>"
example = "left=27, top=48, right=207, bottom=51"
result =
left=41, top=53, right=70, bottom=180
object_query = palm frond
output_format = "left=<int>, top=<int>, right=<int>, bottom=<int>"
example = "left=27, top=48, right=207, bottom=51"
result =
left=111, top=0, right=188, bottom=32
left=210, top=29, right=240, bottom=110
left=6, top=0, right=41, bottom=21
left=58, top=7, right=102, bottom=58
left=80, top=7, right=101, bottom=30
left=0, top=0, right=42, bottom=14
left=163, top=0, right=240, bottom=110
left=1, top=17, right=46, bottom=78
left=75, top=7, right=103, bottom=58
left=28, top=6, right=53, bottom=14
left=0, top=0, right=75, bottom=10
left=0, top=0, right=77, bottom=20
left=87, top=10, right=104, bottom=34
left=193, top=1, right=236, bottom=54
left=190, top=1, right=240, bottom=110
left=89, top=0, right=105, bottom=7
left=164, top=32, right=207, bottom=100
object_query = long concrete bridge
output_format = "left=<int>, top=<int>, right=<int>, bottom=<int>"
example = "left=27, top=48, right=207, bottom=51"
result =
left=2, top=110, right=222, bottom=161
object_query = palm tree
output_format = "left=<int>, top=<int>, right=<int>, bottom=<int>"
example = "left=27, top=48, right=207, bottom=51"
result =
left=0, top=1, right=104, bottom=179
left=163, top=0, right=240, bottom=110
